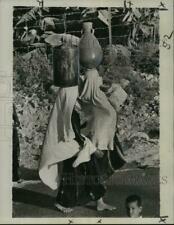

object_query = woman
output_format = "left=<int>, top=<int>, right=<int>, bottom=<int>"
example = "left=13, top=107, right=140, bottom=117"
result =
left=39, top=34, right=125, bottom=213
left=39, top=84, right=118, bottom=213
left=78, top=67, right=126, bottom=188
left=79, top=68, right=117, bottom=152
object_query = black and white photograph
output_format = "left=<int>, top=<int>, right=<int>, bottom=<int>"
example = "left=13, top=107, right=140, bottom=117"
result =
left=0, top=0, right=174, bottom=223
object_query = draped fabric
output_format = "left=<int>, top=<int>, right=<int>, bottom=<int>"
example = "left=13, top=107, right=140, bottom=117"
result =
left=39, top=86, right=80, bottom=190
left=39, top=32, right=123, bottom=197
left=39, top=69, right=123, bottom=192
left=39, top=86, right=97, bottom=190
left=79, top=68, right=117, bottom=150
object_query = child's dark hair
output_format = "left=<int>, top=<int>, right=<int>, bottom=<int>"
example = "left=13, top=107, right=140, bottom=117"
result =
left=126, top=195, right=142, bottom=207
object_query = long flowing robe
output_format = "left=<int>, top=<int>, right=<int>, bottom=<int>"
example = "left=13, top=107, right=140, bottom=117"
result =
left=39, top=86, right=96, bottom=190
left=54, top=69, right=125, bottom=207
left=79, top=68, right=117, bottom=150
left=39, top=86, right=80, bottom=190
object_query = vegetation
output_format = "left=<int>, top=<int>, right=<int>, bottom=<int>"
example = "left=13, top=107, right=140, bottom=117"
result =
left=13, top=7, right=159, bottom=169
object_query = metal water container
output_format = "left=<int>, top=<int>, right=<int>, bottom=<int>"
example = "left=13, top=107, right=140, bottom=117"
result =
left=52, top=35, right=80, bottom=87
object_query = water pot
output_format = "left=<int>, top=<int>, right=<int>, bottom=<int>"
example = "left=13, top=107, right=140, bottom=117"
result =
left=79, top=22, right=103, bottom=69
left=52, top=35, right=80, bottom=87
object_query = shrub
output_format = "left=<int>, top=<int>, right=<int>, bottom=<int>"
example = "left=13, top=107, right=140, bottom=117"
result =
left=131, top=42, right=159, bottom=75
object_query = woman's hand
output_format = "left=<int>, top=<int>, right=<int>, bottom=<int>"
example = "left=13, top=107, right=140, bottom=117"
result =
left=100, top=84, right=114, bottom=97
left=50, top=85, right=59, bottom=94
left=94, top=149, right=104, bottom=158
left=74, top=100, right=82, bottom=113
left=100, top=84, right=110, bottom=92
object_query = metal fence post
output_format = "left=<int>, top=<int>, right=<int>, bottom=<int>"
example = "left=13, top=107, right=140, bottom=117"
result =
left=108, top=7, right=112, bottom=61
left=63, top=13, right=67, bottom=33
left=108, top=7, right=112, bottom=47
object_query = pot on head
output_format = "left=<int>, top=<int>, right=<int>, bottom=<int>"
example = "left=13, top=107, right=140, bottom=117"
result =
left=79, top=22, right=103, bottom=69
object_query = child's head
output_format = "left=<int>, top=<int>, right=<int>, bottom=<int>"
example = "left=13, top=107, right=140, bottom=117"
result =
left=126, top=195, right=142, bottom=218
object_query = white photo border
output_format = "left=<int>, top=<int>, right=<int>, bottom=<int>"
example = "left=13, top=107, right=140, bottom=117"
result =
left=0, top=0, right=173, bottom=224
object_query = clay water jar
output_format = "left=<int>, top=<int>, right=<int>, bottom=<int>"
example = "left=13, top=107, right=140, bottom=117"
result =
left=79, top=22, right=103, bottom=69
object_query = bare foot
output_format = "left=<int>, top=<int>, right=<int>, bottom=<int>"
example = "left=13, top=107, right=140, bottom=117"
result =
left=97, top=198, right=116, bottom=211
left=55, top=203, right=73, bottom=214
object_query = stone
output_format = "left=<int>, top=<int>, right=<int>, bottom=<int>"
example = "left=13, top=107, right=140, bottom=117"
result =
left=120, top=79, right=130, bottom=89
left=129, top=132, right=149, bottom=140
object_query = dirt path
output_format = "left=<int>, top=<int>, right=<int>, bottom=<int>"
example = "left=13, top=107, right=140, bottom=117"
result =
left=13, top=167, right=159, bottom=218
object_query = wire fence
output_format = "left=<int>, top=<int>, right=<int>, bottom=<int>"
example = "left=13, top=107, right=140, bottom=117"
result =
left=13, top=7, right=130, bottom=29
left=13, top=35, right=150, bottom=54
left=14, top=22, right=134, bottom=32
left=13, top=7, right=159, bottom=53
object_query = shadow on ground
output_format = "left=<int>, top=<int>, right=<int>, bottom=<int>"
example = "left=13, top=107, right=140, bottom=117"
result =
left=13, top=167, right=160, bottom=218
left=13, top=188, right=55, bottom=210
left=19, top=166, right=40, bottom=180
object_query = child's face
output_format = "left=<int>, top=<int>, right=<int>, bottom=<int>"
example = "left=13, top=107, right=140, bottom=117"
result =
left=127, top=201, right=142, bottom=218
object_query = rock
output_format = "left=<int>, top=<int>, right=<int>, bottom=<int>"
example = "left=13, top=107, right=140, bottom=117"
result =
left=154, top=96, right=159, bottom=101
left=103, top=44, right=131, bottom=66
left=140, top=72, right=146, bottom=77
left=120, top=79, right=130, bottom=89
left=146, top=74, right=154, bottom=81
left=148, top=128, right=159, bottom=139
left=129, top=132, right=149, bottom=140
left=124, top=136, right=159, bottom=167
left=132, top=70, right=137, bottom=76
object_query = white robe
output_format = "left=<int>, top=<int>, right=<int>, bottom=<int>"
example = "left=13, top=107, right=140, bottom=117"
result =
left=39, top=86, right=96, bottom=190
left=79, top=68, right=117, bottom=150
left=39, top=86, right=78, bottom=189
